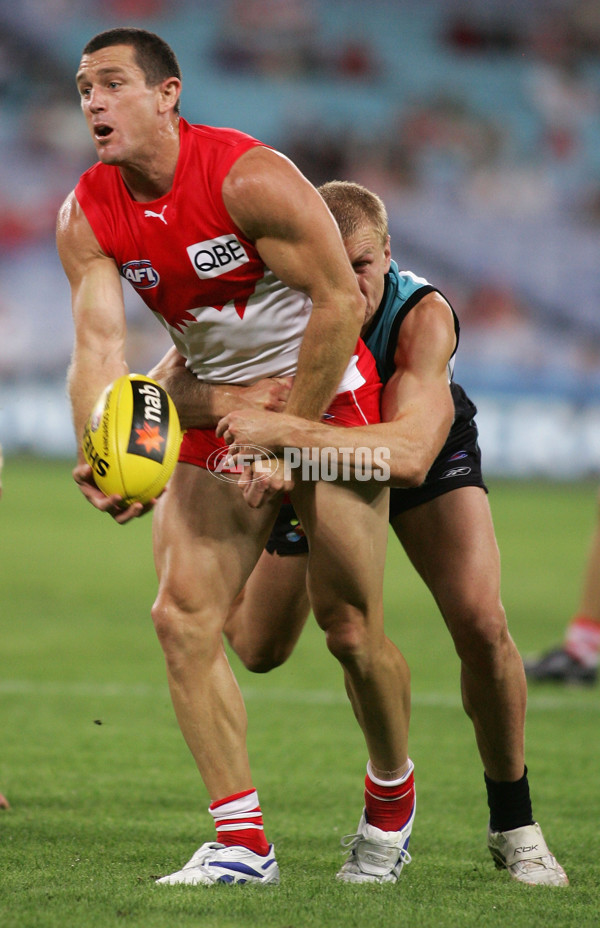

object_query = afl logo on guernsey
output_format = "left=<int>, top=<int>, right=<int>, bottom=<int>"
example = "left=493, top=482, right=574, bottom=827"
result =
left=121, top=259, right=160, bottom=290
left=187, top=234, right=250, bottom=280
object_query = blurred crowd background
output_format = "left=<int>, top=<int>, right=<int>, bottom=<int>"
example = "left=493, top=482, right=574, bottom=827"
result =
left=1, top=0, right=599, bottom=475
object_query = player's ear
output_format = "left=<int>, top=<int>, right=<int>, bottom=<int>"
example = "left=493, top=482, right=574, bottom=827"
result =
left=159, top=76, right=181, bottom=114
left=383, top=235, right=392, bottom=273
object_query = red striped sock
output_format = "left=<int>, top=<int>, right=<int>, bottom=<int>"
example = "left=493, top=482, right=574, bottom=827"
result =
left=364, top=760, right=415, bottom=832
left=565, top=615, right=600, bottom=668
left=209, top=788, right=270, bottom=856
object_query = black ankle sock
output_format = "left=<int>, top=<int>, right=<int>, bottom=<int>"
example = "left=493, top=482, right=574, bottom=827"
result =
left=484, top=766, right=534, bottom=833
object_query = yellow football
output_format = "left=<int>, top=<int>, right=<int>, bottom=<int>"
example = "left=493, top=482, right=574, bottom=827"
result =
left=82, top=374, right=183, bottom=505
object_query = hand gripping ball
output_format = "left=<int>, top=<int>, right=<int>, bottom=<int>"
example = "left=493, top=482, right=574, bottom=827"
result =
left=82, top=374, right=183, bottom=505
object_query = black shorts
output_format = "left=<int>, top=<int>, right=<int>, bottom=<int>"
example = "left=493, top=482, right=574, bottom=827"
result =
left=265, top=382, right=488, bottom=555
left=265, top=501, right=309, bottom=557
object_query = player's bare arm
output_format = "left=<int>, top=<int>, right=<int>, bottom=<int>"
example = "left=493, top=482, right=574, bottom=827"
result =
left=378, top=291, right=456, bottom=483
left=57, top=191, right=146, bottom=522
left=223, top=147, right=364, bottom=420
left=148, top=347, right=292, bottom=429
left=218, top=292, right=456, bottom=487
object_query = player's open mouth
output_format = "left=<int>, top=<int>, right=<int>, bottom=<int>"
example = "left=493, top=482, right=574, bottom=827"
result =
left=95, top=124, right=113, bottom=139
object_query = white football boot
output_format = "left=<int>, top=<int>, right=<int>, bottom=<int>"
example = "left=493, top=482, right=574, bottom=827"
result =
left=487, top=822, right=569, bottom=886
left=156, top=842, right=280, bottom=886
left=336, top=804, right=415, bottom=884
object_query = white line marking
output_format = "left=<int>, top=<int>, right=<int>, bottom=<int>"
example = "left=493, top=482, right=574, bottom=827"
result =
left=0, top=680, right=597, bottom=712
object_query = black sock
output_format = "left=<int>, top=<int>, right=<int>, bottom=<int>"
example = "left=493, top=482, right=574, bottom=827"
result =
left=484, top=766, right=534, bottom=833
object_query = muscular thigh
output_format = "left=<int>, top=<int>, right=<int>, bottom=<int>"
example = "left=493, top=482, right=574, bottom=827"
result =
left=153, top=462, right=280, bottom=612
left=292, top=479, right=389, bottom=626
left=391, top=486, right=501, bottom=620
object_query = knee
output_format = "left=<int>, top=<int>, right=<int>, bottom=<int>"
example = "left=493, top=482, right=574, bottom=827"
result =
left=237, top=641, right=293, bottom=674
left=224, top=592, right=305, bottom=674
left=151, top=590, right=222, bottom=670
left=321, top=610, right=370, bottom=666
left=450, top=601, right=511, bottom=668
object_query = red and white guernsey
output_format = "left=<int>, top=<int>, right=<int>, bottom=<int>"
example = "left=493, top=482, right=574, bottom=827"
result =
left=75, top=119, right=380, bottom=467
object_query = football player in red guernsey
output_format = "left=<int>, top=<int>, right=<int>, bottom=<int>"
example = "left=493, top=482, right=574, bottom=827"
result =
left=57, top=28, right=413, bottom=885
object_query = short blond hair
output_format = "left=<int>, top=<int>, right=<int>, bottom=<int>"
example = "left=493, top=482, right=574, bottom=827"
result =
left=318, top=181, right=389, bottom=247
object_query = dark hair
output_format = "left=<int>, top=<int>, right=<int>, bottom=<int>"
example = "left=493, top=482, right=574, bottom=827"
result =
left=82, top=27, right=182, bottom=113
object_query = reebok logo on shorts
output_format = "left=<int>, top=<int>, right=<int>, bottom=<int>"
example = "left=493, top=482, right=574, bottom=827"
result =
left=441, top=466, right=472, bottom=479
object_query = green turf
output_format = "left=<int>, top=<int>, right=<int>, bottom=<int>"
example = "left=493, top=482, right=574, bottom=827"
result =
left=1, top=456, right=599, bottom=927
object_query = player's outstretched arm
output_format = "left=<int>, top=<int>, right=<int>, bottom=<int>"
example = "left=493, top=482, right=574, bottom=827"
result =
left=57, top=191, right=144, bottom=522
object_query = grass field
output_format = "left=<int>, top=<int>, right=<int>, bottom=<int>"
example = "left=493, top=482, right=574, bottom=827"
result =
left=1, top=456, right=599, bottom=927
